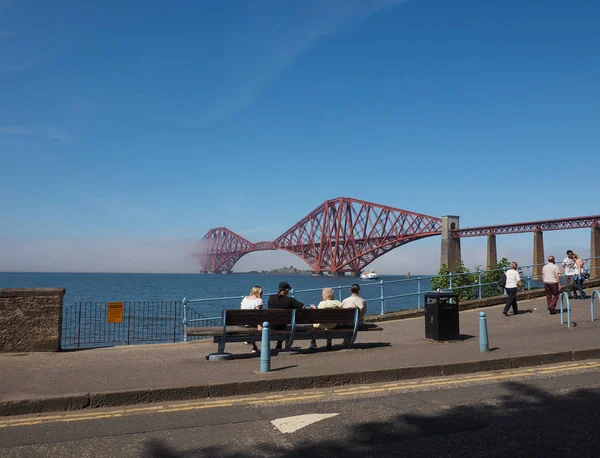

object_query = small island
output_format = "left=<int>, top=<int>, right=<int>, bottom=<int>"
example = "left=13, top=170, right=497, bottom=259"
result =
left=249, top=265, right=314, bottom=275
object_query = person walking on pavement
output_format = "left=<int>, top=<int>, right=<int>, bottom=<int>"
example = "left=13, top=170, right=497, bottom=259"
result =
left=561, top=250, right=579, bottom=299
left=573, top=254, right=588, bottom=299
left=267, top=282, right=305, bottom=350
left=502, top=262, right=525, bottom=316
left=542, top=256, right=561, bottom=314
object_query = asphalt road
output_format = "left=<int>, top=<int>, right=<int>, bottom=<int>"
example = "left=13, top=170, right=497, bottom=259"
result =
left=1, top=360, right=600, bottom=457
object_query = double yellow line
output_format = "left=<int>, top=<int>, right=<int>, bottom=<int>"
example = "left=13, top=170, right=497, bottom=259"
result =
left=1, top=361, right=598, bottom=429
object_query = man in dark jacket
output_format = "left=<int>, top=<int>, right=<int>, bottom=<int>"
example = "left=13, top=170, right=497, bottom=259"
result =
left=268, top=282, right=304, bottom=349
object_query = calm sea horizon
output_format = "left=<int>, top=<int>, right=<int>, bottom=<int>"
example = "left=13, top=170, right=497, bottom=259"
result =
left=0, top=271, right=437, bottom=317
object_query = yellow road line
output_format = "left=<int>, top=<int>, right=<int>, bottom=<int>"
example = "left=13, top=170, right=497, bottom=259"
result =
left=247, top=394, right=325, bottom=404
left=334, top=363, right=600, bottom=396
left=0, top=361, right=598, bottom=429
left=334, top=362, right=599, bottom=394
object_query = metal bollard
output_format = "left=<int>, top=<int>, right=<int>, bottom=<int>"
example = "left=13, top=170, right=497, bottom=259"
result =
left=260, top=321, right=270, bottom=372
left=591, top=290, right=600, bottom=322
left=479, top=312, right=489, bottom=352
left=559, top=292, right=572, bottom=328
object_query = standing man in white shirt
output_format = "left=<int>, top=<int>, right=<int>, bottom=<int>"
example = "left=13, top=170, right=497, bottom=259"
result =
left=542, top=256, right=561, bottom=314
left=561, top=250, right=578, bottom=300
left=502, top=262, right=525, bottom=316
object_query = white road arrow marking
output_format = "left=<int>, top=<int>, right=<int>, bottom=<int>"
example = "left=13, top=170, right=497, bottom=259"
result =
left=271, top=413, right=340, bottom=434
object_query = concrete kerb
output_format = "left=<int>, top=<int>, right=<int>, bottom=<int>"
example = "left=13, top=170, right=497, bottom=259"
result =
left=2, top=347, right=600, bottom=417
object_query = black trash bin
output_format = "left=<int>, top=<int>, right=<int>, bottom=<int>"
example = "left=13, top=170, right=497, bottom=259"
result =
left=424, top=291, right=460, bottom=341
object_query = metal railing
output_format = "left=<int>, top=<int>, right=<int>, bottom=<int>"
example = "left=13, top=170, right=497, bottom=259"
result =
left=183, top=257, right=598, bottom=326
left=61, top=300, right=213, bottom=349
left=61, top=257, right=599, bottom=349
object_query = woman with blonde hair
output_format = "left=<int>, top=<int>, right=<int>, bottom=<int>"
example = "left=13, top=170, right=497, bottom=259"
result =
left=241, top=286, right=263, bottom=310
left=572, top=254, right=588, bottom=299
left=240, top=286, right=263, bottom=352
left=308, top=287, right=343, bottom=349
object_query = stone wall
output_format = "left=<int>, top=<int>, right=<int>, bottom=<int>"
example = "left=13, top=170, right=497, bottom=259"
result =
left=0, top=288, right=65, bottom=352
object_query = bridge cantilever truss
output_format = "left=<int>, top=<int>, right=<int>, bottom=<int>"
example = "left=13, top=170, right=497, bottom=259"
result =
left=197, top=197, right=442, bottom=274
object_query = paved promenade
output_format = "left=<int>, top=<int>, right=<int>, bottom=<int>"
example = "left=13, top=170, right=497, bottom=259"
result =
left=1, top=291, right=599, bottom=416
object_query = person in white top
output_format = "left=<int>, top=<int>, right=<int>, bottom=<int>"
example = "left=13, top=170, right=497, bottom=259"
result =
left=542, top=255, right=560, bottom=314
left=561, top=250, right=578, bottom=299
left=240, top=285, right=263, bottom=310
left=240, top=286, right=263, bottom=352
left=308, top=287, right=343, bottom=350
left=341, top=284, right=367, bottom=322
left=502, top=262, right=525, bottom=316
left=572, top=254, right=588, bottom=300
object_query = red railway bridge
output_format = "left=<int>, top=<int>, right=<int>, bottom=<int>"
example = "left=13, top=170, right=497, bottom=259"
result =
left=196, top=197, right=600, bottom=278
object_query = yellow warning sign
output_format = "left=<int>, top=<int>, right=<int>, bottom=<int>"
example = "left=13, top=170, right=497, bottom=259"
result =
left=107, top=302, right=124, bottom=323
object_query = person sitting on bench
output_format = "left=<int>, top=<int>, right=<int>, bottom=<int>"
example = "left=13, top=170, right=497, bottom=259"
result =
left=240, top=285, right=263, bottom=353
left=341, top=284, right=367, bottom=323
left=267, top=281, right=305, bottom=350
left=308, top=287, right=343, bottom=349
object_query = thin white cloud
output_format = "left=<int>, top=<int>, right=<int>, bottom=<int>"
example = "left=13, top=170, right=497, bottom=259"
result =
left=0, top=125, right=72, bottom=143
left=195, top=0, right=410, bottom=126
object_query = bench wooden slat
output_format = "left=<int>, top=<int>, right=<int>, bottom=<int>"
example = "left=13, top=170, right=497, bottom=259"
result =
left=185, top=308, right=383, bottom=353
left=294, top=309, right=355, bottom=324
left=225, top=309, right=294, bottom=326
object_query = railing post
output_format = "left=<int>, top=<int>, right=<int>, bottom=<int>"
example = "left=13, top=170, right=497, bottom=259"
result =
left=380, top=280, right=385, bottom=315
left=182, top=298, right=188, bottom=342
left=478, top=272, right=482, bottom=299
left=417, top=278, right=421, bottom=309
left=260, top=321, right=270, bottom=373
left=479, top=312, right=489, bottom=352
left=337, top=285, right=342, bottom=302
left=77, top=302, right=82, bottom=349
left=449, top=272, right=453, bottom=290
left=127, top=305, right=132, bottom=344
left=173, top=301, right=178, bottom=343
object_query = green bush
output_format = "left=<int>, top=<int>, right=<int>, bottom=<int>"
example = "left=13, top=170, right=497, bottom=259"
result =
left=430, top=258, right=510, bottom=301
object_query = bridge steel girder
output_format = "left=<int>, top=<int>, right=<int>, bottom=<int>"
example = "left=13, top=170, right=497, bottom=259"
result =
left=453, top=215, right=600, bottom=238
left=196, top=198, right=442, bottom=274
left=273, top=197, right=442, bottom=274
left=197, top=227, right=254, bottom=273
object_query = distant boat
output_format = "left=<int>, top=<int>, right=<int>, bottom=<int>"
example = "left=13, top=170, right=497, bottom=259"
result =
left=360, top=269, right=379, bottom=280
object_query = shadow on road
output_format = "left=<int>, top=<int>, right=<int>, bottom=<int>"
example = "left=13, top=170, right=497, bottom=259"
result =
left=144, top=381, right=600, bottom=457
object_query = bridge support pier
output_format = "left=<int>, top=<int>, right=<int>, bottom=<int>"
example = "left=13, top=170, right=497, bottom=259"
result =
left=486, top=234, right=497, bottom=268
left=533, top=230, right=544, bottom=278
left=591, top=225, right=600, bottom=279
left=441, top=216, right=461, bottom=272
left=332, top=271, right=345, bottom=277
left=312, top=271, right=323, bottom=276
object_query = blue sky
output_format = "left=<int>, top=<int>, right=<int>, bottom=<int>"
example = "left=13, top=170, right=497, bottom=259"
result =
left=1, top=0, right=598, bottom=273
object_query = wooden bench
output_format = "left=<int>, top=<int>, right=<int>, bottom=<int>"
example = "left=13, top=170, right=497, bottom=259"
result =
left=184, top=308, right=383, bottom=355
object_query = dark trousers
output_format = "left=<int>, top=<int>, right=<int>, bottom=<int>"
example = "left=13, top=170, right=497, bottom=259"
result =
left=564, top=275, right=578, bottom=299
left=544, top=283, right=559, bottom=311
left=575, top=276, right=586, bottom=298
left=503, top=287, right=519, bottom=314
